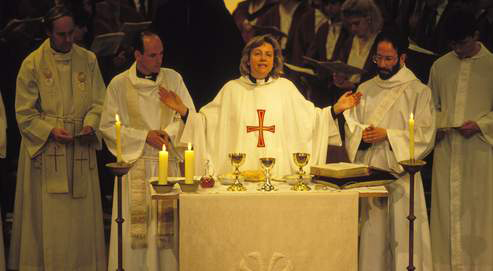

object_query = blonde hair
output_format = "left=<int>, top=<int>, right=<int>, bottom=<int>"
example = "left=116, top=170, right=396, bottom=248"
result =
left=341, top=0, right=383, bottom=35
left=239, top=35, right=283, bottom=78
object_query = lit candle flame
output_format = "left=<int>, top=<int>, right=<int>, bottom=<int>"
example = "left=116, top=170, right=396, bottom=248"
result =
left=115, top=114, right=120, bottom=123
left=162, top=144, right=166, bottom=151
left=188, top=142, right=192, bottom=151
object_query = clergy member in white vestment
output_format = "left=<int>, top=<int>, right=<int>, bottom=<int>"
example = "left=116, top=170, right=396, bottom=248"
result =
left=344, top=31, right=435, bottom=271
left=8, top=6, right=106, bottom=271
left=0, top=90, right=7, bottom=271
left=429, top=10, right=493, bottom=271
left=100, top=31, right=195, bottom=271
left=159, top=34, right=361, bottom=180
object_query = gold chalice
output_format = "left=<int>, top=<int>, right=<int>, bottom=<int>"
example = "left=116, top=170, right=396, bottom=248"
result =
left=258, top=157, right=277, bottom=191
left=292, top=152, right=311, bottom=191
left=227, top=153, right=247, bottom=191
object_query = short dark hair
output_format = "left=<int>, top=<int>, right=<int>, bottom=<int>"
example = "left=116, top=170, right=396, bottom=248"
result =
left=375, top=30, right=409, bottom=56
left=134, top=31, right=158, bottom=53
left=443, top=9, right=477, bottom=42
left=44, top=5, right=73, bottom=32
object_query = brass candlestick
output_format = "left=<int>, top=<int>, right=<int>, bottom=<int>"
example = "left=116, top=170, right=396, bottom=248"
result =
left=227, top=153, right=247, bottom=191
left=399, top=159, right=426, bottom=271
left=106, top=162, right=133, bottom=271
left=292, top=153, right=311, bottom=191
left=258, top=157, right=277, bottom=191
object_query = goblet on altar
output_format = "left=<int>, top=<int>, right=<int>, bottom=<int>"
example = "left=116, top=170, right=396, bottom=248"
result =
left=258, top=157, right=277, bottom=191
left=292, top=152, right=311, bottom=191
left=227, top=153, right=247, bottom=191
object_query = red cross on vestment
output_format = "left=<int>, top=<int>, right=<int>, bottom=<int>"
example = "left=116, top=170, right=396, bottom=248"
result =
left=246, top=109, right=275, bottom=147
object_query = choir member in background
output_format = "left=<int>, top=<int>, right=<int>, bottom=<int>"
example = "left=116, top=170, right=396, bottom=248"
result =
left=331, top=0, right=383, bottom=95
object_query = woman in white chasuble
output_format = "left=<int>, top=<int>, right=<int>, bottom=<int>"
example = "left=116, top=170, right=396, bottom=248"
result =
left=161, top=34, right=361, bottom=178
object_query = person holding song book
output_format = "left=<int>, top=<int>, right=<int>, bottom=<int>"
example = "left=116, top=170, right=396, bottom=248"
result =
left=343, top=30, right=436, bottom=271
left=429, top=9, right=493, bottom=271
left=9, top=6, right=106, bottom=271
left=99, top=31, right=195, bottom=271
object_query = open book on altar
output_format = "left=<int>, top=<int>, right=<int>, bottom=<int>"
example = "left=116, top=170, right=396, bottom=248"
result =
left=303, top=56, right=366, bottom=75
left=311, top=163, right=397, bottom=189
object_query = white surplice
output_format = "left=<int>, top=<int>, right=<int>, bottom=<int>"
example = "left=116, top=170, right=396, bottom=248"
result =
left=344, top=66, right=436, bottom=271
left=100, top=63, right=195, bottom=271
left=181, top=76, right=341, bottom=179
left=429, top=43, right=493, bottom=271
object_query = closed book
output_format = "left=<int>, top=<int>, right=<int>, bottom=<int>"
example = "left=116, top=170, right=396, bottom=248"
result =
left=313, top=167, right=397, bottom=189
left=310, top=162, right=369, bottom=179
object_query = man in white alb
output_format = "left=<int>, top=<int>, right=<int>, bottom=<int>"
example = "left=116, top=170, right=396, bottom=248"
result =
left=429, top=9, right=493, bottom=271
left=100, top=31, right=195, bottom=271
left=344, top=30, right=435, bottom=271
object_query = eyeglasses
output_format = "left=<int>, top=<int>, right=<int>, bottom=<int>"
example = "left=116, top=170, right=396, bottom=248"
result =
left=372, top=54, right=398, bottom=64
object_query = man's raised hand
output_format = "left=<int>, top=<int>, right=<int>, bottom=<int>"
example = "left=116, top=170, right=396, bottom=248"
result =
left=159, top=87, right=188, bottom=116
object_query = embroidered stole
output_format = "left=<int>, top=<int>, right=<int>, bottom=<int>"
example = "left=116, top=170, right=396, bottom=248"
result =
left=125, top=78, right=176, bottom=249
left=39, top=41, right=94, bottom=198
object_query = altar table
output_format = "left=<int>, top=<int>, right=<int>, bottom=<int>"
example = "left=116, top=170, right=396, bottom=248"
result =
left=151, top=182, right=387, bottom=271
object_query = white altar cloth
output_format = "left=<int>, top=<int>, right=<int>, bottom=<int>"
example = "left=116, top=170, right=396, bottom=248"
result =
left=178, top=182, right=361, bottom=271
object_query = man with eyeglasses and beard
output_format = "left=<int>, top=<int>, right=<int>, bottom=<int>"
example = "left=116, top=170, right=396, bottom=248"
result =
left=343, top=30, right=436, bottom=271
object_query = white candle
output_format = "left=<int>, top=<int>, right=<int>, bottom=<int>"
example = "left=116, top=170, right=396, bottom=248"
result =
left=159, top=144, right=168, bottom=185
left=185, top=143, right=195, bottom=184
left=115, top=114, right=123, bottom=163
left=409, top=113, right=415, bottom=161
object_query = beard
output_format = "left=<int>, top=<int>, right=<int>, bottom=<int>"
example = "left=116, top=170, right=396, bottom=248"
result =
left=378, top=62, right=401, bottom=80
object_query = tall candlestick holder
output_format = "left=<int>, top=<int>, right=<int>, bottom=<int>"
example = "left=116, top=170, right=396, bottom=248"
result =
left=106, top=162, right=133, bottom=271
left=399, top=159, right=426, bottom=271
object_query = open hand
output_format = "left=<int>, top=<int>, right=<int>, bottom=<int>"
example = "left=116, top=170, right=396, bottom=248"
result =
left=362, top=125, right=387, bottom=143
left=334, top=91, right=362, bottom=114
left=159, top=87, right=188, bottom=116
